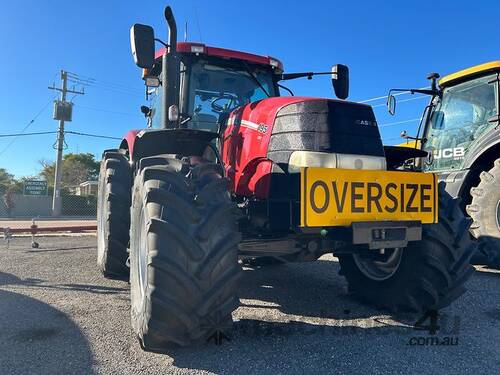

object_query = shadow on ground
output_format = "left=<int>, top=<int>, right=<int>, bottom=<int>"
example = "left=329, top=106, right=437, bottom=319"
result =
left=24, top=245, right=96, bottom=253
left=0, top=276, right=95, bottom=374
left=145, top=259, right=461, bottom=374
left=237, top=259, right=396, bottom=320
left=0, top=271, right=127, bottom=295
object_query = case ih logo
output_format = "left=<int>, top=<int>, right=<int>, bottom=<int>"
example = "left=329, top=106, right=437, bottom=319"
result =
left=355, top=119, right=377, bottom=126
left=257, top=124, right=268, bottom=134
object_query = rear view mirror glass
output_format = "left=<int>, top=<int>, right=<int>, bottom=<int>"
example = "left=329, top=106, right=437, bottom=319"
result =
left=332, top=64, right=349, bottom=100
left=387, top=94, right=396, bottom=115
left=130, top=24, right=155, bottom=69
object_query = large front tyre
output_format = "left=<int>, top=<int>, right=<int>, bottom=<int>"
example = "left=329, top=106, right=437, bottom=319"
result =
left=97, top=149, right=131, bottom=278
left=130, top=156, right=241, bottom=349
left=466, top=159, right=500, bottom=269
left=338, top=184, right=476, bottom=312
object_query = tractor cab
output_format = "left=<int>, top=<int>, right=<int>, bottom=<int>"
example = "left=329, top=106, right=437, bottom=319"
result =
left=422, top=63, right=499, bottom=172
left=388, top=61, right=500, bottom=172
left=144, top=43, right=282, bottom=132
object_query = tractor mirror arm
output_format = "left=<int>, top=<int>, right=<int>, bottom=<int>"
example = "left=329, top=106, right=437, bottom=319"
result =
left=388, top=88, right=440, bottom=97
left=280, top=72, right=332, bottom=81
left=387, top=87, right=441, bottom=116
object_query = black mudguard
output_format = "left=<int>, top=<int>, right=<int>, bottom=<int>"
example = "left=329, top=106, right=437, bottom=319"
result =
left=129, top=128, right=218, bottom=162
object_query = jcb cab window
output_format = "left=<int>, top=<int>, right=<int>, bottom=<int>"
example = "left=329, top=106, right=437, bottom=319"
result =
left=424, top=74, right=497, bottom=171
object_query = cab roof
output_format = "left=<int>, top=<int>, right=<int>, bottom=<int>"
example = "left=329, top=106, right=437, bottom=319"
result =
left=439, top=61, right=500, bottom=88
left=154, top=42, right=283, bottom=71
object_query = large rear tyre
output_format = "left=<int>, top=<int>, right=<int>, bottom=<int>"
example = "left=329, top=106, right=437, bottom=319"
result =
left=338, top=184, right=475, bottom=312
left=97, top=149, right=131, bottom=278
left=130, top=156, right=241, bottom=349
left=466, top=159, right=500, bottom=269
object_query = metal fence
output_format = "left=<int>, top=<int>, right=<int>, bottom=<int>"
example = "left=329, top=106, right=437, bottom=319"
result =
left=1, top=185, right=98, bottom=247
left=1, top=193, right=97, bottom=218
left=0, top=143, right=103, bottom=241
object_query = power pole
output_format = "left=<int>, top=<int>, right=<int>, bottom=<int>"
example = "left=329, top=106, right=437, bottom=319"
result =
left=48, top=70, right=84, bottom=216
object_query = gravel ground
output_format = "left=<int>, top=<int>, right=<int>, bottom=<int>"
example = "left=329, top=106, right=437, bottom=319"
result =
left=0, top=235, right=499, bottom=374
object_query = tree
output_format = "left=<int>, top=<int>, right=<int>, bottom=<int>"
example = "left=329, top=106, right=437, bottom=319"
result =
left=0, top=168, right=16, bottom=194
left=39, top=153, right=100, bottom=188
left=0, top=168, right=19, bottom=217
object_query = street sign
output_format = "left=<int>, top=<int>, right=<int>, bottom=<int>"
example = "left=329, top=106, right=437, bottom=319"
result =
left=23, top=180, right=48, bottom=196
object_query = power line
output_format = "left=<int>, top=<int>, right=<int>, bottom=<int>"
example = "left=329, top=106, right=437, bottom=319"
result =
left=378, top=118, right=421, bottom=128
left=68, top=77, right=140, bottom=93
left=0, top=99, right=54, bottom=156
left=384, top=136, right=406, bottom=144
left=358, top=86, right=431, bottom=104
left=0, top=131, right=57, bottom=138
left=67, top=71, right=143, bottom=92
left=66, top=72, right=143, bottom=97
left=74, top=104, right=142, bottom=117
left=0, top=130, right=121, bottom=140
left=65, top=131, right=121, bottom=140
left=67, top=78, right=143, bottom=98
left=372, top=95, right=428, bottom=109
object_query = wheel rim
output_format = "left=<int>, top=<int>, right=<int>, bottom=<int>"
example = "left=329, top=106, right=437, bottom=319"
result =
left=353, top=248, right=403, bottom=281
left=97, top=177, right=106, bottom=263
left=137, top=205, right=148, bottom=300
left=496, top=199, right=500, bottom=231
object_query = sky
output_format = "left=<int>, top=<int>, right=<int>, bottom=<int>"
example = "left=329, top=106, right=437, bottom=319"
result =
left=1, top=0, right=499, bottom=178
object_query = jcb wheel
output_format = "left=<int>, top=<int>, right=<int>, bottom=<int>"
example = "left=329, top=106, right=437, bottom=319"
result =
left=130, top=156, right=241, bottom=349
left=467, top=159, right=500, bottom=269
left=338, top=184, right=475, bottom=312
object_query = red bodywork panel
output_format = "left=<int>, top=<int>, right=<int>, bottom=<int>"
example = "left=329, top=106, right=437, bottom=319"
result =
left=122, top=97, right=325, bottom=200
left=155, top=42, right=283, bottom=71
left=121, top=130, right=141, bottom=156
left=222, top=97, right=326, bottom=199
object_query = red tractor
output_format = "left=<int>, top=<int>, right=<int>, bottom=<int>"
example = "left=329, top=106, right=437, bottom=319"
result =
left=97, top=6, right=475, bottom=350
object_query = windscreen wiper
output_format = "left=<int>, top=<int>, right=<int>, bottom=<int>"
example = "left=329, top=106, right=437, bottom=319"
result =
left=241, top=62, right=270, bottom=98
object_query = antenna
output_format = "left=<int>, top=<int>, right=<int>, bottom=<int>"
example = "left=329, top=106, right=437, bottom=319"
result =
left=184, top=21, right=188, bottom=42
left=194, top=5, right=203, bottom=42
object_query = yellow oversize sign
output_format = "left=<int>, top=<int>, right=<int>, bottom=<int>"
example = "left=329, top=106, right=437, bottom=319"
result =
left=300, top=168, right=438, bottom=227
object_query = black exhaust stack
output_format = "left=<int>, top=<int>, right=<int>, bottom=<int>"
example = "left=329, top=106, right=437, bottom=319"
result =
left=162, top=6, right=180, bottom=128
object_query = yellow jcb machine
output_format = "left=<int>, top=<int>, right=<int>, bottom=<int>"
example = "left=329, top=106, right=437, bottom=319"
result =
left=390, top=62, right=500, bottom=268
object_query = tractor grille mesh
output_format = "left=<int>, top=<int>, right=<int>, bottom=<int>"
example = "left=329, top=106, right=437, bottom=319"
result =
left=267, top=100, right=384, bottom=164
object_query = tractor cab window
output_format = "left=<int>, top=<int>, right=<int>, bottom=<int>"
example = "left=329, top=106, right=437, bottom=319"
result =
left=185, top=59, right=277, bottom=132
left=423, top=74, right=498, bottom=171
left=149, top=85, right=162, bottom=129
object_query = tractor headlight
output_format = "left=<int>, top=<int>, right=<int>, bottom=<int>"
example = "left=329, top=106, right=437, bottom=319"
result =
left=288, top=151, right=337, bottom=173
left=287, top=151, right=386, bottom=173
left=336, top=153, right=387, bottom=170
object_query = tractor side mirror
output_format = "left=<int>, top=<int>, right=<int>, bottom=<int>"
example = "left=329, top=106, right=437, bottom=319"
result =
left=130, top=24, right=155, bottom=69
left=140, top=105, right=151, bottom=117
left=332, top=64, right=349, bottom=100
left=387, top=94, right=396, bottom=115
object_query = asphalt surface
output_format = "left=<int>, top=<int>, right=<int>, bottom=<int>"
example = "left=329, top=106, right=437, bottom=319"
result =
left=0, top=235, right=499, bottom=374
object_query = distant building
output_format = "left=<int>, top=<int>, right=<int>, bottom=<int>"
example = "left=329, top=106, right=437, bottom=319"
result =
left=76, top=181, right=98, bottom=196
